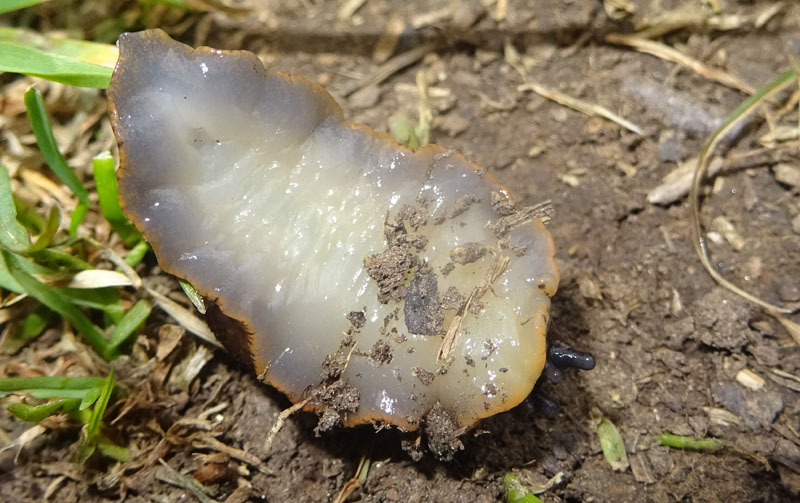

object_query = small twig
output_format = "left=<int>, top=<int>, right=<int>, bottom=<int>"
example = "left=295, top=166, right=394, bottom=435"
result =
left=342, top=43, right=436, bottom=97
left=605, top=33, right=756, bottom=95
left=517, top=82, right=644, bottom=135
left=437, top=251, right=509, bottom=363
left=337, top=0, right=367, bottom=21
left=147, top=287, right=220, bottom=347
left=262, top=397, right=311, bottom=455
left=332, top=454, right=372, bottom=503
left=773, top=313, right=800, bottom=348
left=156, top=458, right=219, bottom=503
left=192, top=433, right=272, bottom=475
left=83, top=236, right=142, bottom=288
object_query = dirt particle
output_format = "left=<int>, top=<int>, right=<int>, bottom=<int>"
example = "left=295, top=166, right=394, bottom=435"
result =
left=315, top=410, right=342, bottom=434
left=469, top=299, right=485, bottom=315
left=370, top=340, right=393, bottom=364
left=491, top=190, right=517, bottom=216
left=320, top=336, right=356, bottom=380
left=313, top=379, right=360, bottom=433
left=434, top=194, right=478, bottom=224
left=441, top=286, right=465, bottom=310
left=318, top=380, right=360, bottom=414
left=423, top=403, right=464, bottom=461
left=192, top=455, right=237, bottom=485
left=346, top=310, right=366, bottom=329
left=395, top=198, right=429, bottom=229
left=465, top=354, right=475, bottom=367
left=401, top=436, right=425, bottom=462
left=365, top=243, right=415, bottom=303
left=440, top=261, right=455, bottom=276
left=480, top=339, right=497, bottom=360
left=412, top=366, right=437, bottom=386
left=395, top=232, right=429, bottom=251
left=404, top=270, right=444, bottom=335
left=449, top=242, right=487, bottom=265
left=483, top=382, right=497, bottom=398
left=393, top=330, right=407, bottom=344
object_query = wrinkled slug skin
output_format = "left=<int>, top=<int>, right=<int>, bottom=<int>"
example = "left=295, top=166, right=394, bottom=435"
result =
left=109, top=29, right=559, bottom=431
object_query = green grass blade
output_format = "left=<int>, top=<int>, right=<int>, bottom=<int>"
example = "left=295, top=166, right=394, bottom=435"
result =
left=3, top=306, right=54, bottom=352
left=96, top=435, right=131, bottom=462
left=73, top=431, right=96, bottom=462
left=31, top=247, right=92, bottom=271
left=86, top=369, right=114, bottom=438
left=68, top=200, right=88, bottom=236
left=3, top=250, right=109, bottom=355
left=56, top=286, right=124, bottom=324
left=657, top=432, right=725, bottom=451
left=0, top=375, right=106, bottom=393
left=0, top=41, right=112, bottom=88
left=92, top=152, right=139, bottom=245
left=0, top=27, right=117, bottom=67
left=27, top=389, right=99, bottom=400
left=104, top=299, right=151, bottom=358
left=13, top=195, right=45, bottom=233
left=24, top=88, right=90, bottom=204
left=78, top=385, right=101, bottom=410
left=0, top=0, right=50, bottom=14
left=7, top=397, right=79, bottom=422
left=0, top=165, right=31, bottom=253
left=124, top=239, right=150, bottom=267
left=179, top=278, right=205, bottom=314
left=503, top=473, right=543, bottom=503
left=26, top=205, right=59, bottom=253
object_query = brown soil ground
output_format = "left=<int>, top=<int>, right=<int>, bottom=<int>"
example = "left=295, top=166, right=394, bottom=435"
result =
left=1, top=1, right=800, bottom=502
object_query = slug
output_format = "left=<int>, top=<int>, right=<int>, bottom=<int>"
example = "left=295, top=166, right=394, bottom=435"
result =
left=108, top=30, right=583, bottom=450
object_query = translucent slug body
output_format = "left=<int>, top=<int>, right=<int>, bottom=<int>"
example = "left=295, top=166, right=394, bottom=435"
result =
left=109, top=30, right=559, bottom=433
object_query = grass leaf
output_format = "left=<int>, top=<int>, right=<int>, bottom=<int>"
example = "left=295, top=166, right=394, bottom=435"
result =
left=503, top=473, right=543, bottom=503
left=86, top=369, right=114, bottom=437
left=7, top=397, right=79, bottom=422
left=0, top=41, right=112, bottom=88
left=24, top=87, right=90, bottom=204
left=13, top=195, right=45, bottom=233
left=124, top=239, right=150, bottom=267
left=92, top=152, right=140, bottom=245
left=31, top=247, right=92, bottom=271
left=0, top=27, right=117, bottom=67
left=104, top=299, right=151, bottom=359
left=78, top=384, right=102, bottom=410
left=68, top=200, right=88, bottom=236
left=26, top=205, right=59, bottom=253
left=179, top=278, right=206, bottom=314
left=96, top=434, right=131, bottom=462
left=0, top=375, right=106, bottom=393
left=3, top=250, right=109, bottom=355
left=4, top=306, right=54, bottom=352
left=657, top=432, right=725, bottom=451
left=0, top=165, right=31, bottom=253
left=0, top=0, right=51, bottom=14
left=597, top=418, right=629, bottom=471
left=75, top=369, right=117, bottom=463
left=55, top=286, right=124, bottom=324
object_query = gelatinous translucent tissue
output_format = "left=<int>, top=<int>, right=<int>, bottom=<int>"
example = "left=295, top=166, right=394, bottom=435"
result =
left=109, top=30, right=559, bottom=432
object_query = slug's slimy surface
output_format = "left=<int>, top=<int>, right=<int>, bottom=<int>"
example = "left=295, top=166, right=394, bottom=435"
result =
left=109, top=30, right=558, bottom=435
